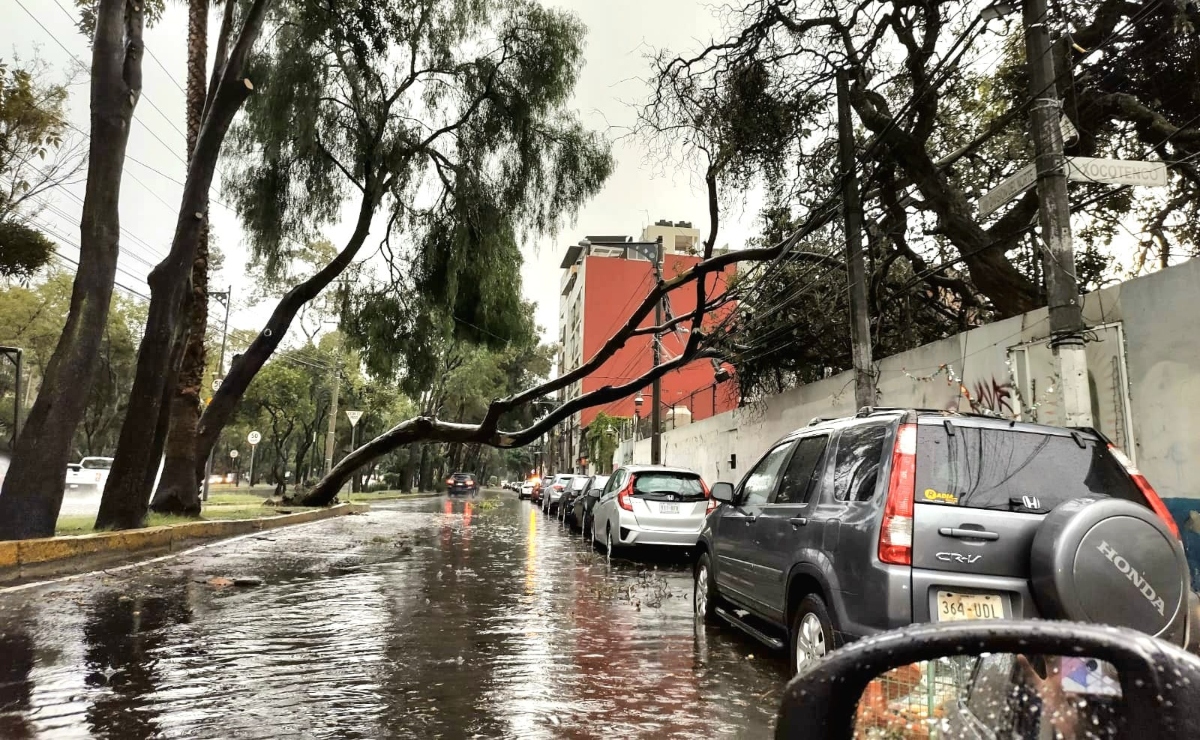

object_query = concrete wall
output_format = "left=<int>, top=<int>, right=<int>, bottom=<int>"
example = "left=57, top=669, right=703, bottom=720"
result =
left=616, top=259, right=1200, bottom=582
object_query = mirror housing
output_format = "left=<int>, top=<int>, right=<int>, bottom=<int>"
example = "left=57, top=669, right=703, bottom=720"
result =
left=710, top=482, right=735, bottom=503
left=774, top=620, right=1200, bottom=739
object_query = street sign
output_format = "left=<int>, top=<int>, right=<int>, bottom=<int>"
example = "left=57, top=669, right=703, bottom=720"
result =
left=1066, top=157, right=1168, bottom=187
left=229, top=449, right=239, bottom=459
left=211, top=377, right=223, bottom=391
left=247, top=430, right=261, bottom=445
left=977, top=163, right=1037, bottom=217
left=345, top=410, right=363, bottom=427
left=1060, top=115, right=1079, bottom=145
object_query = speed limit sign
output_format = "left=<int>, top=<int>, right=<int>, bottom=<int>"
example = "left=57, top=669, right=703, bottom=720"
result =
left=229, top=449, right=239, bottom=459
left=247, top=431, right=262, bottom=445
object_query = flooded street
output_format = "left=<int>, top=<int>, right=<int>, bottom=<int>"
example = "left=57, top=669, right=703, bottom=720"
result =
left=0, top=493, right=786, bottom=738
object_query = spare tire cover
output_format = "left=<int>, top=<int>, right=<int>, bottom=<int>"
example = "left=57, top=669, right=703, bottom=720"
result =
left=1031, top=496, right=1187, bottom=639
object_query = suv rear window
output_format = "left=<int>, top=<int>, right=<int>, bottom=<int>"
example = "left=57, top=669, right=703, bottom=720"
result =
left=633, top=472, right=705, bottom=501
left=916, top=425, right=1143, bottom=511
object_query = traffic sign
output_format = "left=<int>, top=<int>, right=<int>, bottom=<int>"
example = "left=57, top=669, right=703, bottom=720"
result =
left=229, top=449, right=239, bottom=459
left=978, top=163, right=1037, bottom=217
left=345, top=410, right=363, bottom=427
left=1060, top=114, right=1079, bottom=145
left=247, top=431, right=261, bottom=445
left=1066, top=157, right=1168, bottom=187
left=211, top=377, right=223, bottom=391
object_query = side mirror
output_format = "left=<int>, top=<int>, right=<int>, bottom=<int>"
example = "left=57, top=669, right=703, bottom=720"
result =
left=774, top=620, right=1200, bottom=740
left=710, top=482, right=735, bottom=503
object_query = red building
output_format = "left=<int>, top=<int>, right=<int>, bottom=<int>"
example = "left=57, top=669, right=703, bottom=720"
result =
left=554, top=221, right=738, bottom=473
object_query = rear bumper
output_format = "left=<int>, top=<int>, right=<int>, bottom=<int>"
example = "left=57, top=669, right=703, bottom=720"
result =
left=615, top=516, right=703, bottom=547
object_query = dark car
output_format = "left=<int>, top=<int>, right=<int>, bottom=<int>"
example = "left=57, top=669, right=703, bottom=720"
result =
left=574, top=474, right=610, bottom=539
left=558, top=475, right=590, bottom=527
left=695, top=407, right=1196, bottom=676
left=445, top=472, right=478, bottom=497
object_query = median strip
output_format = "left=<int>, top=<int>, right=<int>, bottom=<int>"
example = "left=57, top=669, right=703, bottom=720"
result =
left=0, top=503, right=369, bottom=583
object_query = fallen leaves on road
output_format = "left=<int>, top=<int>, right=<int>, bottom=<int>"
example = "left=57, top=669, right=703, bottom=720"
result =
left=207, top=577, right=233, bottom=588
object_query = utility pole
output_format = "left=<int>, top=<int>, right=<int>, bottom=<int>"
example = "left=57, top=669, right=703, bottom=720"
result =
left=324, top=358, right=341, bottom=475
left=650, top=236, right=664, bottom=465
left=1023, top=0, right=1092, bottom=426
left=201, top=288, right=232, bottom=502
left=836, top=69, right=875, bottom=410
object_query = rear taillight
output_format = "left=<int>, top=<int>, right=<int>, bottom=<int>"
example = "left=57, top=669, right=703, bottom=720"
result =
left=617, top=478, right=634, bottom=511
left=879, top=423, right=917, bottom=566
left=701, top=479, right=718, bottom=514
left=446, top=478, right=454, bottom=485
left=1109, top=445, right=1179, bottom=539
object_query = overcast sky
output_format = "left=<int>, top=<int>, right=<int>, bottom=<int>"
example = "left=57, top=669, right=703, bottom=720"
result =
left=2, top=0, right=761, bottom=348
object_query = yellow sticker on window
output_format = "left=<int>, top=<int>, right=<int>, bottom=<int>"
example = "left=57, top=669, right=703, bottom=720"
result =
left=923, top=488, right=958, bottom=504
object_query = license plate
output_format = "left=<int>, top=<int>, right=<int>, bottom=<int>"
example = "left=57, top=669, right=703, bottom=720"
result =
left=659, top=503, right=680, bottom=514
left=936, top=591, right=1005, bottom=621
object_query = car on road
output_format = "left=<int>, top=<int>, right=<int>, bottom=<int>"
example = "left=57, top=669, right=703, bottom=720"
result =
left=540, top=474, right=577, bottom=515
left=694, top=407, right=1197, bottom=676
left=573, top=474, right=610, bottom=538
left=558, top=475, right=589, bottom=526
left=445, top=472, right=478, bottom=497
left=66, top=456, right=114, bottom=491
left=592, top=465, right=714, bottom=556
left=519, top=479, right=537, bottom=500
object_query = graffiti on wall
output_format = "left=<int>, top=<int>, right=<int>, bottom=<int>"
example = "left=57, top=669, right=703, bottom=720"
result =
left=970, top=378, right=1016, bottom=416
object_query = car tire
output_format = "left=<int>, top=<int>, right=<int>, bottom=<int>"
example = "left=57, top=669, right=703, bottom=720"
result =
left=605, top=524, right=622, bottom=559
left=694, top=552, right=719, bottom=623
left=790, top=594, right=839, bottom=677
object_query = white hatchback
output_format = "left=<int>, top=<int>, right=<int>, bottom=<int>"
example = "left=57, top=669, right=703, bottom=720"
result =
left=591, top=465, right=715, bottom=555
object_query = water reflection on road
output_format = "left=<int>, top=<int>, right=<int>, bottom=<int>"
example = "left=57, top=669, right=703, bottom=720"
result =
left=0, top=493, right=785, bottom=738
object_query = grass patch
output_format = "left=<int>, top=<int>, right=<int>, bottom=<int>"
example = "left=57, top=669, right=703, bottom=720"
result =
left=205, top=491, right=268, bottom=506
left=356, top=490, right=439, bottom=501
left=52, top=504, right=305, bottom=536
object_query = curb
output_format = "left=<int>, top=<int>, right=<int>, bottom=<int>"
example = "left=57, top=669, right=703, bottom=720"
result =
left=1, top=503, right=369, bottom=582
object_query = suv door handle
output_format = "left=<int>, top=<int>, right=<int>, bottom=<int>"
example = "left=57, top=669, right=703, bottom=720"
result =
left=938, top=527, right=1000, bottom=541
left=789, top=517, right=808, bottom=527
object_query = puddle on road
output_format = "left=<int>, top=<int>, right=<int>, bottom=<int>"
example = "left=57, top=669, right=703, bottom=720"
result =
left=0, top=495, right=786, bottom=738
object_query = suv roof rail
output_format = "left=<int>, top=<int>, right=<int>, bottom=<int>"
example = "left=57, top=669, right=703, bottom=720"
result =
left=855, top=406, right=911, bottom=417
left=808, top=416, right=838, bottom=426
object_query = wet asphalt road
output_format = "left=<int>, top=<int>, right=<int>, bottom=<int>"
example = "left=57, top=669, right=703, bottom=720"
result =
left=0, top=492, right=788, bottom=739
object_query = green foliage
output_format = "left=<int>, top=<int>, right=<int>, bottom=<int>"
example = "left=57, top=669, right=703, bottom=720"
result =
left=0, top=57, right=77, bottom=278
left=586, top=412, right=626, bottom=473
left=224, top=0, right=611, bottom=387
left=0, top=270, right=144, bottom=454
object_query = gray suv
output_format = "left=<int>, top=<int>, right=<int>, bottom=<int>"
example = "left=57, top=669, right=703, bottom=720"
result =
left=694, top=408, right=1196, bottom=675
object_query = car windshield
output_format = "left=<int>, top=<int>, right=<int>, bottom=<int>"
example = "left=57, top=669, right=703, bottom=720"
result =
left=81, top=459, right=112, bottom=470
left=452, top=473, right=472, bottom=480
left=591, top=475, right=609, bottom=491
left=570, top=478, right=587, bottom=491
left=632, top=472, right=705, bottom=501
left=916, top=425, right=1143, bottom=511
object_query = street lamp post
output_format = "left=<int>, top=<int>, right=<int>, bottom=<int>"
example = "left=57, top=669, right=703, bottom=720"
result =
left=634, top=392, right=644, bottom=447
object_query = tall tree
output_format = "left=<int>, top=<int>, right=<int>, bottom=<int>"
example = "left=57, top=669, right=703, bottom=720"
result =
left=0, top=0, right=144, bottom=540
left=96, top=0, right=272, bottom=531
left=149, top=0, right=215, bottom=516
left=188, top=0, right=613, bottom=497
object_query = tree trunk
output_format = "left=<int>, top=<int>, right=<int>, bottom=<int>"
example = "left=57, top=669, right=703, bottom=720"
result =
left=150, top=0, right=209, bottom=517
left=417, top=444, right=432, bottom=492
left=192, top=191, right=379, bottom=483
left=0, top=0, right=144, bottom=540
left=97, top=0, right=271, bottom=531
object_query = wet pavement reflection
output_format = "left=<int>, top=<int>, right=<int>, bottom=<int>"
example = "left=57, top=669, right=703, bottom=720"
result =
left=0, top=493, right=787, bottom=738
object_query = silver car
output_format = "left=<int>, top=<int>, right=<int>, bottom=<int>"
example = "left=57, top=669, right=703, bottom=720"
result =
left=591, top=465, right=714, bottom=555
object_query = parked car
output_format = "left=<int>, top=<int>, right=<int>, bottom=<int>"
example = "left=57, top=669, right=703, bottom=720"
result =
left=591, top=465, right=714, bottom=556
left=65, top=456, right=114, bottom=492
left=445, top=472, right=478, bottom=497
left=574, top=474, right=610, bottom=538
left=541, top=474, right=576, bottom=515
left=695, top=407, right=1196, bottom=677
left=519, top=479, right=537, bottom=500
left=559, top=475, right=589, bottom=526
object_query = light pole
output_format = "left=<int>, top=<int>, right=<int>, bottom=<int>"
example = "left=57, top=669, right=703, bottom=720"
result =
left=634, top=392, right=644, bottom=444
left=202, top=288, right=232, bottom=502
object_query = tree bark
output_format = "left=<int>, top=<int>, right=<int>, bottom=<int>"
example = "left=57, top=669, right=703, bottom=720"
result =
left=97, top=0, right=272, bottom=530
left=0, top=0, right=144, bottom=540
left=192, top=189, right=380, bottom=483
left=150, top=0, right=209, bottom=517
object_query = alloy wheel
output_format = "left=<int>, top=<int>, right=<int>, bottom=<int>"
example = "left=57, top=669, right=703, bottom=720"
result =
left=695, top=564, right=709, bottom=616
left=795, top=613, right=827, bottom=672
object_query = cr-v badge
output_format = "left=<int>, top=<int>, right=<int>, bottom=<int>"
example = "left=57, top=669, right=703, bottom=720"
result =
left=936, top=552, right=982, bottom=564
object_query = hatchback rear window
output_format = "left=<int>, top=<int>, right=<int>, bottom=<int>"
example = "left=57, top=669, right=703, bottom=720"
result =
left=916, top=425, right=1143, bottom=511
left=633, top=473, right=705, bottom=501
